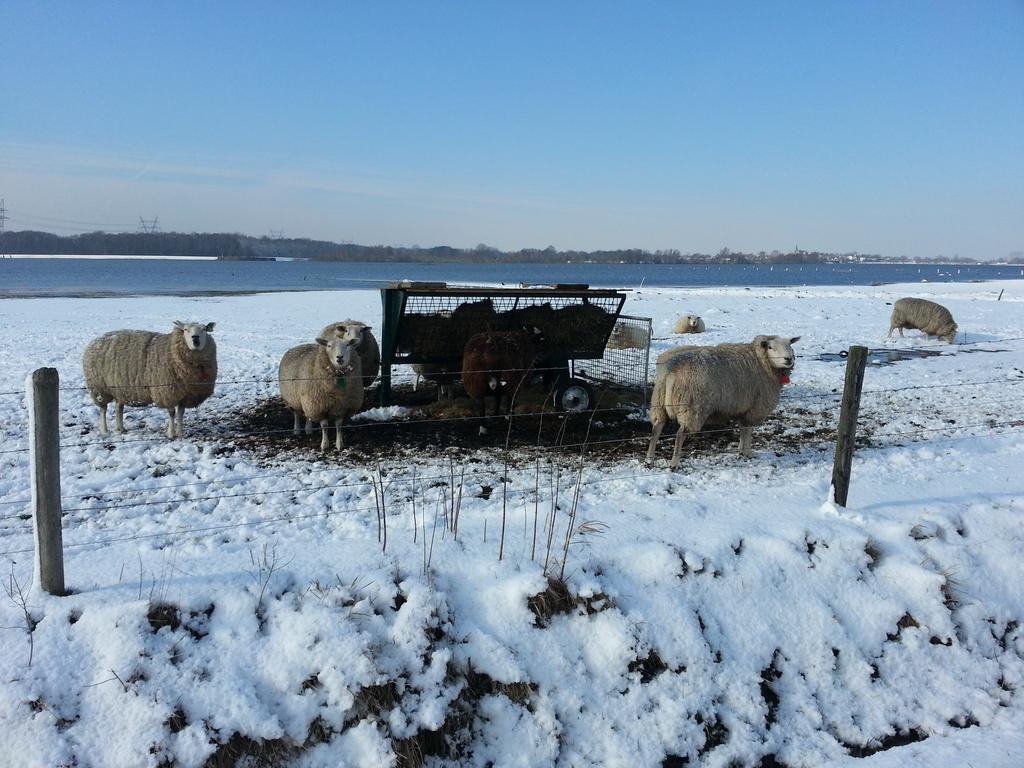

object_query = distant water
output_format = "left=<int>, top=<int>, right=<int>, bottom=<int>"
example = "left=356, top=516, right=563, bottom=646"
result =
left=1, top=258, right=1022, bottom=298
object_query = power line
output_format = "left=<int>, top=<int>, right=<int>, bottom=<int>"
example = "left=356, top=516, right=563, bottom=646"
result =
left=0, top=198, right=8, bottom=258
left=138, top=216, right=160, bottom=234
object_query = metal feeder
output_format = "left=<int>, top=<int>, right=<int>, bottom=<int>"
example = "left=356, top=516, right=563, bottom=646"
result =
left=379, top=282, right=649, bottom=410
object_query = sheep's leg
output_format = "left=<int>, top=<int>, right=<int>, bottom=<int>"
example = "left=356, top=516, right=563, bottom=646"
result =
left=115, top=402, right=126, bottom=432
left=478, top=398, right=488, bottom=436
left=335, top=417, right=345, bottom=450
left=669, top=427, right=690, bottom=470
left=319, top=419, right=330, bottom=451
left=174, top=404, right=185, bottom=438
left=304, top=418, right=314, bottom=435
left=646, top=419, right=665, bottom=464
left=165, top=408, right=176, bottom=439
left=292, top=411, right=303, bottom=435
left=739, top=426, right=753, bottom=458
left=897, top=327, right=904, bottom=337
left=98, top=404, right=108, bottom=433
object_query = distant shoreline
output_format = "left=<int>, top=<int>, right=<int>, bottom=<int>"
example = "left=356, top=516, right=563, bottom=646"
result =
left=2, top=254, right=217, bottom=261
left=1, top=254, right=1021, bottom=268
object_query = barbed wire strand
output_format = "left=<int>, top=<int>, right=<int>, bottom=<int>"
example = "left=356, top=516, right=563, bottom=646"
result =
left=0, top=332, right=1020, bottom=399
left=0, top=375, right=1020, bottom=457
left=2, top=415, right=1021, bottom=528
left=3, top=419, right=1021, bottom=555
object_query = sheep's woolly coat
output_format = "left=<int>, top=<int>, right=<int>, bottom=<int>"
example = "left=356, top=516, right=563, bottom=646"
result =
left=83, top=329, right=217, bottom=410
left=647, top=344, right=761, bottom=434
left=320, top=320, right=381, bottom=387
left=606, top=323, right=651, bottom=350
left=412, top=362, right=459, bottom=399
left=279, top=343, right=364, bottom=424
left=888, top=298, right=957, bottom=343
left=647, top=335, right=795, bottom=466
left=673, top=315, right=706, bottom=334
left=461, top=331, right=537, bottom=405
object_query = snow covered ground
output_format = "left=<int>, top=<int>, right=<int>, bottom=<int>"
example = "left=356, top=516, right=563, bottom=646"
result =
left=1, top=280, right=1022, bottom=767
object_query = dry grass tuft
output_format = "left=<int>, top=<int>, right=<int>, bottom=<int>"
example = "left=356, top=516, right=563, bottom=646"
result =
left=147, top=602, right=181, bottom=633
left=526, top=576, right=613, bottom=627
left=201, top=732, right=291, bottom=768
left=351, top=681, right=401, bottom=722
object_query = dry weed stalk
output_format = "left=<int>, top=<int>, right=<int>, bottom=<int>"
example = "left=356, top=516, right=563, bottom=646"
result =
left=249, top=543, right=290, bottom=616
left=3, top=567, right=36, bottom=667
left=377, top=465, right=388, bottom=554
left=411, top=466, right=418, bottom=544
left=531, top=458, right=540, bottom=561
left=558, top=391, right=605, bottom=579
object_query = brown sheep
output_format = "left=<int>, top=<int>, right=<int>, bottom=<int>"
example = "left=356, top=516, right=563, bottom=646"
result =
left=462, top=328, right=542, bottom=435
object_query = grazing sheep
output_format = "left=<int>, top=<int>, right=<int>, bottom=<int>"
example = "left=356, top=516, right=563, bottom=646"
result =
left=606, top=322, right=651, bottom=350
left=83, top=321, right=217, bottom=438
left=647, top=335, right=799, bottom=469
left=462, top=328, right=542, bottom=435
left=280, top=334, right=364, bottom=451
left=888, top=298, right=957, bottom=343
left=412, top=362, right=459, bottom=400
left=319, top=320, right=380, bottom=386
left=673, top=315, right=706, bottom=334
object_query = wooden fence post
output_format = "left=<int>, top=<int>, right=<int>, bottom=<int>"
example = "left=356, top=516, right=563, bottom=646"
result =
left=831, top=346, right=868, bottom=507
left=30, top=367, right=65, bottom=595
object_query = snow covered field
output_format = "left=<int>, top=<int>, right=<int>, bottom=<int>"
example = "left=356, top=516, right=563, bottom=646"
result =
left=1, top=280, right=1022, bottom=767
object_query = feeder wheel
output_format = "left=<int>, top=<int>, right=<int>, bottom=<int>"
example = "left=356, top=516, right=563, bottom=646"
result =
left=556, top=378, right=595, bottom=412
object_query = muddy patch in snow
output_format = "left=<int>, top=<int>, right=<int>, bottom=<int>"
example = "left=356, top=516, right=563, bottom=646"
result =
left=221, top=384, right=838, bottom=467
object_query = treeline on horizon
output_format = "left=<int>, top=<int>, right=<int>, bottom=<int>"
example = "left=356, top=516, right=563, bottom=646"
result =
left=0, top=229, right=1012, bottom=264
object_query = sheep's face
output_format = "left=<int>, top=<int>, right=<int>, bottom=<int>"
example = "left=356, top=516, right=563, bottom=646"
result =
left=174, top=321, right=215, bottom=351
left=757, top=335, right=799, bottom=371
left=316, top=335, right=357, bottom=373
left=331, top=324, right=372, bottom=346
left=688, top=316, right=700, bottom=329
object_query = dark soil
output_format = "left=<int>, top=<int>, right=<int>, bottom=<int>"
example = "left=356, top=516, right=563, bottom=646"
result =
left=219, top=382, right=837, bottom=467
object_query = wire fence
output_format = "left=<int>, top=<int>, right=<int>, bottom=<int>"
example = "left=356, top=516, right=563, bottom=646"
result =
left=0, top=373, right=1019, bottom=458
left=2, top=351, right=1023, bottom=570
left=3, top=413, right=1022, bottom=559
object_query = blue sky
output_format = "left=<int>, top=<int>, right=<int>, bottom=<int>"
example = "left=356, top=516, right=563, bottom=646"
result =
left=1, top=1, right=1022, bottom=258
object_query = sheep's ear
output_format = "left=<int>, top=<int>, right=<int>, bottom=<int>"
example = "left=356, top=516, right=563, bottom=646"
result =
left=334, top=325, right=347, bottom=337
left=205, top=322, right=216, bottom=333
left=315, top=337, right=329, bottom=346
left=174, top=321, right=185, bottom=330
left=760, top=339, right=770, bottom=349
left=789, top=336, right=800, bottom=344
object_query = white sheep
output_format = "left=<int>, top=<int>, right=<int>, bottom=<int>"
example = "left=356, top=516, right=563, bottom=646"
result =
left=412, top=362, right=458, bottom=400
left=279, top=334, right=364, bottom=451
left=83, top=321, right=217, bottom=438
left=319, top=320, right=380, bottom=387
left=647, top=335, right=799, bottom=469
left=606, top=322, right=651, bottom=350
left=673, top=315, right=706, bottom=334
left=887, top=298, right=957, bottom=343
